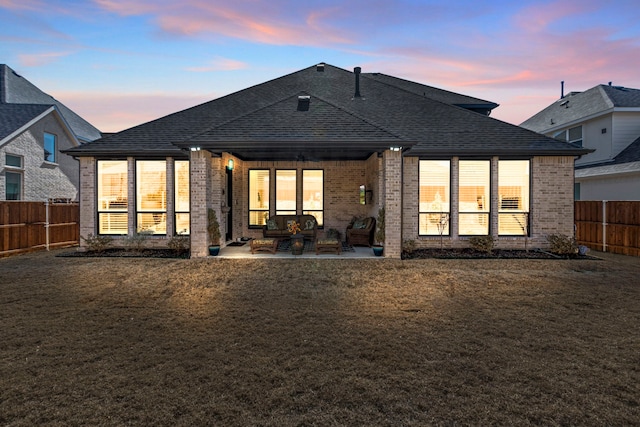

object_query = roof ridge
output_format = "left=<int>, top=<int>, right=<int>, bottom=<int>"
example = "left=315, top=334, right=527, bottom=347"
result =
left=596, top=85, right=615, bottom=109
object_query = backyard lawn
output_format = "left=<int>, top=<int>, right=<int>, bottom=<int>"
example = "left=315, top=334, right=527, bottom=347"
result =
left=1, top=250, right=639, bottom=426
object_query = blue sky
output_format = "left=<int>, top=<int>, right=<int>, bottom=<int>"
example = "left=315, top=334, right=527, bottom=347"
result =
left=1, top=0, right=639, bottom=132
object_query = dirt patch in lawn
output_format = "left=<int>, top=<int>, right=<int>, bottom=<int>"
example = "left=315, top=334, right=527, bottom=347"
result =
left=1, top=250, right=639, bottom=426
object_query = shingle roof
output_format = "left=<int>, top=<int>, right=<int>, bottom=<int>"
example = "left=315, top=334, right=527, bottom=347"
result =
left=576, top=135, right=640, bottom=169
left=363, top=72, right=499, bottom=113
left=0, top=103, right=52, bottom=143
left=65, top=63, right=589, bottom=160
left=520, top=84, right=640, bottom=133
left=0, top=64, right=101, bottom=142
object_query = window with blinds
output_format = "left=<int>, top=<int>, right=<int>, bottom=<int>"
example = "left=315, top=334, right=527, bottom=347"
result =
left=249, top=169, right=270, bottom=226
left=498, top=160, right=530, bottom=236
left=419, top=160, right=450, bottom=235
left=174, top=160, right=190, bottom=235
left=302, top=170, right=323, bottom=226
left=136, top=160, right=166, bottom=234
left=276, top=170, right=296, bottom=215
left=97, top=160, right=128, bottom=234
left=459, top=160, right=490, bottom=235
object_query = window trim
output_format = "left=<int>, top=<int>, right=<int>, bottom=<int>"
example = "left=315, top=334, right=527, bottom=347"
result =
left=135, top=160, right=167, bottom=235
left=174, top=160, right=190, bottom=235
left=96, top=159, right=128, bottom=235
left=498, top=159, right=531, bottom=237
left=44, top=132, right=57, bottom=163
left=418, top=160, right=451, bottom=236
left=302, top=169, right=324, bottom=228
left=458, top=159, right=491, bottom=236
left=248, top=168, right=270, bottom=229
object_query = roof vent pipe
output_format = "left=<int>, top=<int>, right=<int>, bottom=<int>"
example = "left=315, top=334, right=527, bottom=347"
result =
left=561, top=81, right=564, bottom=99
left=354, top=67, right=361, bottom=98
left=608, top=81, right=612, bottom=86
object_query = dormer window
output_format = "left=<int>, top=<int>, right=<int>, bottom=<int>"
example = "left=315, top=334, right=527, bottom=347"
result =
left=552, top=126, right=582, bottom=147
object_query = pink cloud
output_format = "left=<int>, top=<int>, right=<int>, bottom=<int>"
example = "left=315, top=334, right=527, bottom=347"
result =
left=92, top=0, right=355, bottom=47
left=18, top=52, right=72, bottom=67
left=55, top=92, right=216, bottom=132
left=185, top=57, right=248, bottom=72
left=0, top=0, right=43, bottom=10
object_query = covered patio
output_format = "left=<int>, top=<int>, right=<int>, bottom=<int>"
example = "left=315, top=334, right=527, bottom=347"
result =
left=216, top=240, right=378, bottom=259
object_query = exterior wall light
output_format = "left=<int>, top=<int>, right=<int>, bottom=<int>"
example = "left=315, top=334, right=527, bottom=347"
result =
left=189, top=147, right=201, bottom=151
left=227, top=158, right=234, bottom=170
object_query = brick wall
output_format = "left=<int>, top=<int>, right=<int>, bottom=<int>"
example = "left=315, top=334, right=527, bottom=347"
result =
left=383, top=150, right=402, bottom=258
left=402, top=155, right=576, bottom=250
left=1, top=113, right=79, bottom=201
left=78, top=157, right=96, bottom=248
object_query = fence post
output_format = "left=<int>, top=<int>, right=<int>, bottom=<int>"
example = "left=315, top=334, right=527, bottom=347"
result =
left=45, top=199, right=50, bottom=251
left=602, top=200, right=607, bottom=253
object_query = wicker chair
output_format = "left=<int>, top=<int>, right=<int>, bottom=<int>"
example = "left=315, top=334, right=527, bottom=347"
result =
left=346, top=217, right=376, bottom=247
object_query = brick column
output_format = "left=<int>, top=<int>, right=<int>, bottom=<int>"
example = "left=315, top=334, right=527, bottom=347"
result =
left=491, top=156, right=499, bottom=240
left=166, top=158, right=175, bottom=237
left=78, top=157, right=96, bottom=249
left=127, top=157, right=135, bottom=235
left=450, top=157, right=459, bottom=239
left=383, top=149, right=402, bottom=258
left=190, top=150, right=212, bottom=257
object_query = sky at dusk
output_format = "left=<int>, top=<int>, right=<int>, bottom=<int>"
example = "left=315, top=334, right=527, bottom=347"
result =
left=1, top=0, right=639, bottom=133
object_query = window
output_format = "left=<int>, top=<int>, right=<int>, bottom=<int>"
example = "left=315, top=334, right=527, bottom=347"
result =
left=498, top=160, right=530, bottom=236
left=553, top=126, right=582, bottom=147
left=459, top=160, right=490, bottom=235
left=44, top=132, right=56, bottom=163
left=276, top=170, right=296, bottom=215
left=419, top=160, right=450, bottom=235
left=6, top=172, right=21, bottom=200
left=6, top=154, right=22, bottom=168
left=136, top=160, right=166, bottom=234
left=249, top=169, right=269, bottom=226
left=97, top=160, right=128, bottom=234
left=302, top=170, right=323, bottom=226
left=175, top=160, right=190, bottom=235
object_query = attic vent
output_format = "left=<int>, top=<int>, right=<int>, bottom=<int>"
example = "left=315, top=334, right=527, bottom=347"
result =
left=316, top=63, right=325, bottom=72
left=297, top=95, right=310, bottom=111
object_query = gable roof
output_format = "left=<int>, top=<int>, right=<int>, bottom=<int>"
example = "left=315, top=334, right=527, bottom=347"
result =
left=65, top=63, right=588, bottom=160
left=520, top=84, right=640, bottom=133
left=0, top=64, right=101, bottom=143
left=0, top=103, right=80, bottom=148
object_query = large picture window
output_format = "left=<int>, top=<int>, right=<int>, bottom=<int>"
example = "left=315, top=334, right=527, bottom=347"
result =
left=302, top=170, right=323, bottom=226
left=276, top=170, right=296, bottom=215
left=498, top=160, right=530, bottom=236
left=249, top=169, right=269, bottom=226
left=136, top=160, right=166, bottom=234
left=459, top=160, right=490, bottom=235
left=419, top=160, right=450, bottom=235
left=174, top=160, right=190, bottom=235
left=97, top=160, right=128, bottom=234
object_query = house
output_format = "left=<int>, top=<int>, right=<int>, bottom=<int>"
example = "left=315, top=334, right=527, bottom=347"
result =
left=0, top=64, right=101, bottom=201
left=521, top=83, right=640, bottom=200
left=64, top=63, right=588, bottom=258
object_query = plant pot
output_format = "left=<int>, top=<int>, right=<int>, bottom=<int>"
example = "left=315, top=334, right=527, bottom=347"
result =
left=208, top=245, right=220, bottom=256
left=290, top=234, right=304, bottom=255
left=372, top=245, right=384, bottom=257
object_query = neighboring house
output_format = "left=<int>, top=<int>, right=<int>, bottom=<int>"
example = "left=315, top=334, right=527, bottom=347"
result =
left=0, top=64, right=101, bottom=201
left=521, top=83, right=640, bottom=200
left=65, top=63, right=588, bottom=258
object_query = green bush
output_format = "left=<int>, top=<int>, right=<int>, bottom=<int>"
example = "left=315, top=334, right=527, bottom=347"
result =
left=546, top=234, right=578, bottom=255
left=469, top=235, right=494, bottom=254
left=81, top=233, right=113, bottom=253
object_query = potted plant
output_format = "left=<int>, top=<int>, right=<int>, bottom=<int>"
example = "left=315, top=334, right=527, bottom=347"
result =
left=207, top=208, right=221, bottom=256
left=373, top=206, right=385, bottom=256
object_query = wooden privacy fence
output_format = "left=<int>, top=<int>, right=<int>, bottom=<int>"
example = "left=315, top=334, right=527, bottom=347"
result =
left=0, top=201, right=79, bottom=257
left=575, top=201, right=640, bottom=257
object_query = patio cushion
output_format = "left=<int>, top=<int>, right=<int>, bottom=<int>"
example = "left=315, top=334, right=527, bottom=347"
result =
left=266, top=219, right=278, bottom=230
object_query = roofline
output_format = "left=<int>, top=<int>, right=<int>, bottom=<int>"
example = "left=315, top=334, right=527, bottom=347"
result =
left=404, top=147, right=592, bottom=157
left=0, top=105, right=80, bottom=148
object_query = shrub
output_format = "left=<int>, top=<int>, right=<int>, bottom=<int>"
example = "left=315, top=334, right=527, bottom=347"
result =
left=168, top=235, right=190, bottom=254
left=124, top=230, right=153, bottom=252
left=546, top=234, right=578, bottom=255
left=469, top=235, right=494, bottom=254
left=81, top=233, right=113, bottom=253
left=402, top=239, right=416, bottom=254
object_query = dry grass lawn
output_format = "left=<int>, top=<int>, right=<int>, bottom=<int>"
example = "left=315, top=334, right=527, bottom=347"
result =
left=1, top=250, right=639, bottom=426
